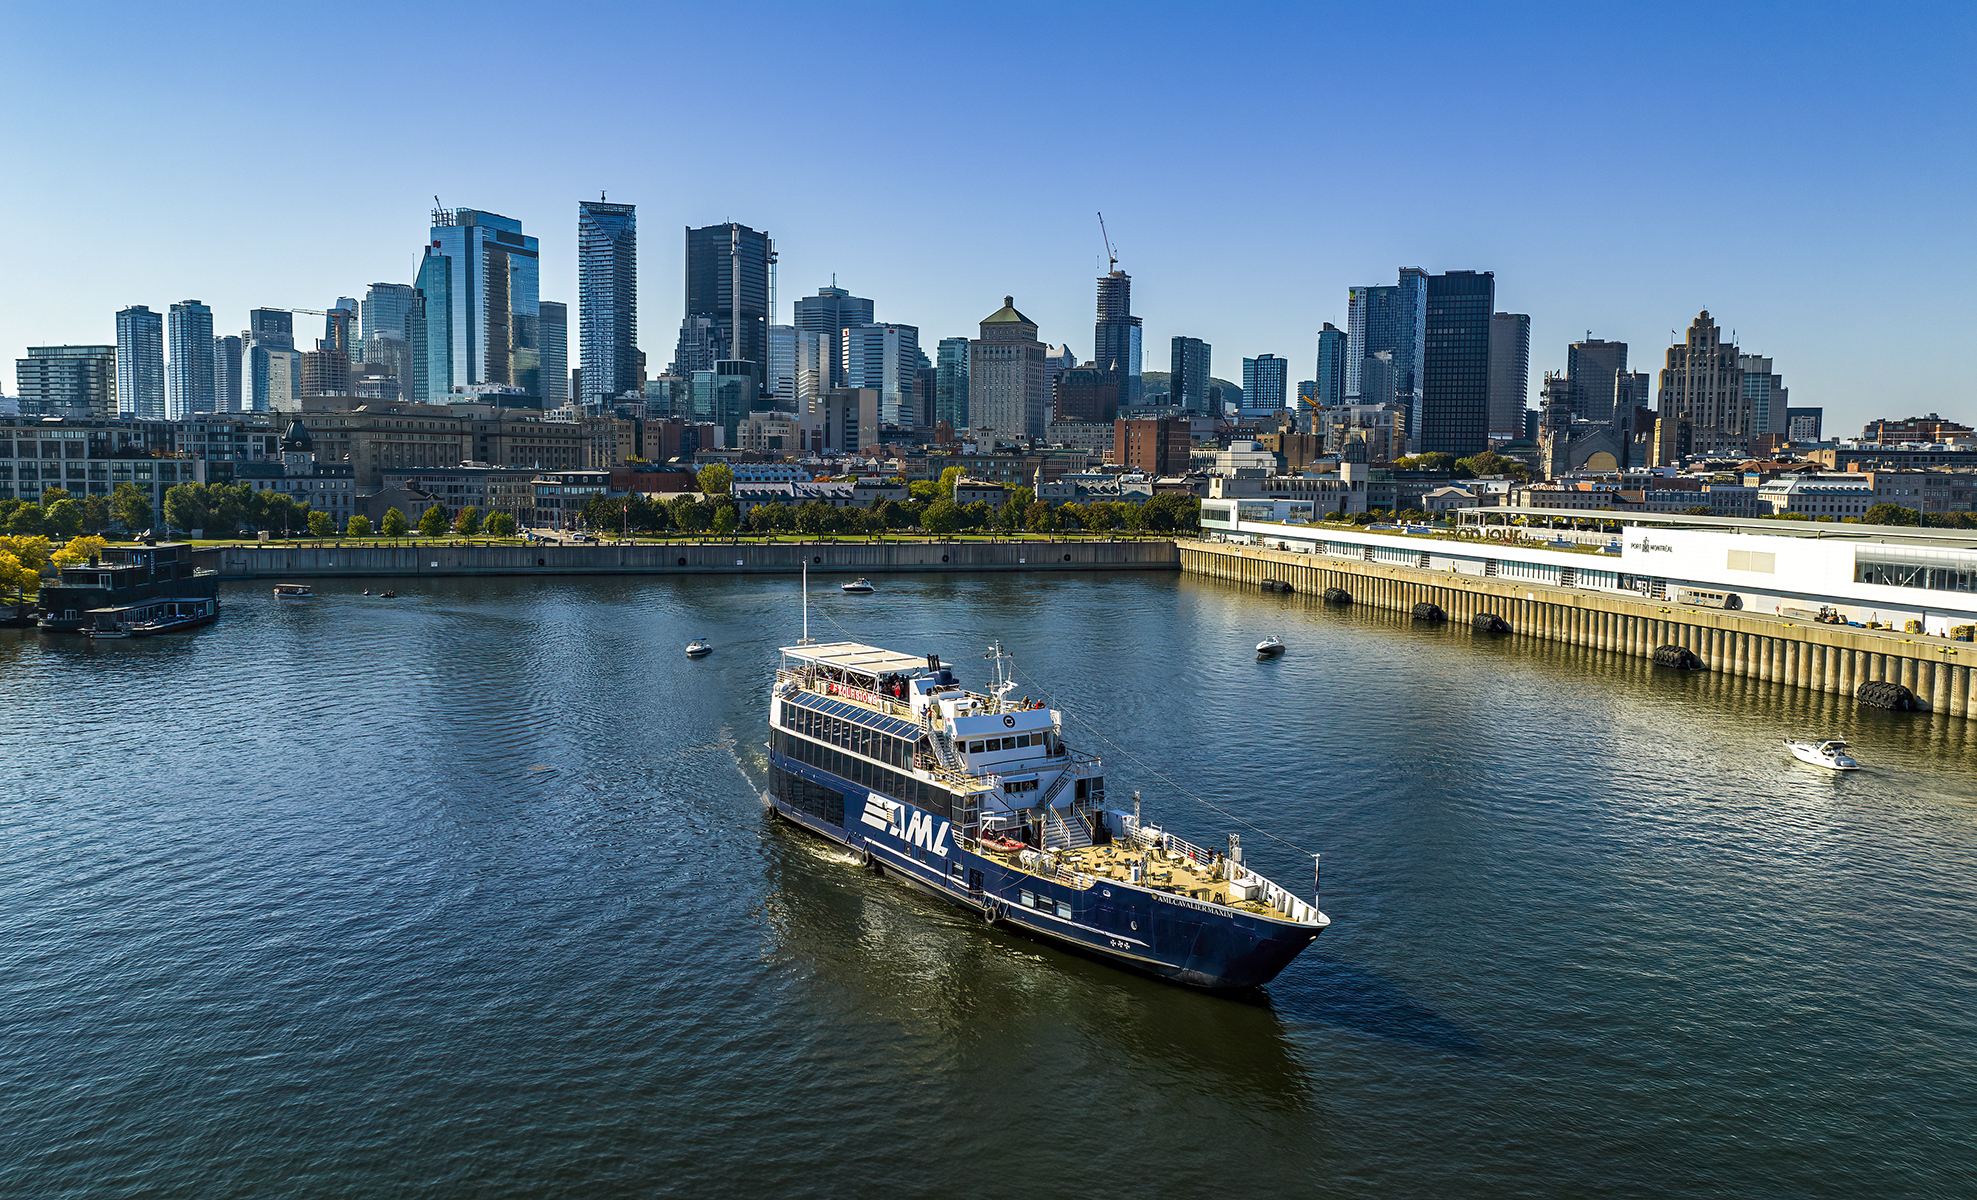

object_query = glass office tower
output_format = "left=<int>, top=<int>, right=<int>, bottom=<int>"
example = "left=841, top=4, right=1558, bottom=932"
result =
left=167, top=300, right=216, bottom=419
left=421, top=206, right=541, bottom=400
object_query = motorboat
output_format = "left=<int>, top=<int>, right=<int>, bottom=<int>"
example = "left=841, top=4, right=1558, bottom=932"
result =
left=1256, top=636, right=1286, bottom=659
left=1784, top=739, right=1861, bottom=771
left=841, top=578, right=876, bottom=594
left=274, top=583, right=312, bottom=599
left=686, top=638, right=712, bottom=658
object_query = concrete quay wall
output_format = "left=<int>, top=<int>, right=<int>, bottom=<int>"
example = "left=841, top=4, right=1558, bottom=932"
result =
left=198, top=538, right=1182, bottom=580
left=1179, top=539, right=1976, bottom=718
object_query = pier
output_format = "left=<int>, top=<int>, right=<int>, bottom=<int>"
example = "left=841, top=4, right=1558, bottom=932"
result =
left=1179, top=538, right=1977, bottom=718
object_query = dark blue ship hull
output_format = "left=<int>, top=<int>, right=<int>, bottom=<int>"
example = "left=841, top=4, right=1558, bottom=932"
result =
left=768, top=752, right=1322, bottom=989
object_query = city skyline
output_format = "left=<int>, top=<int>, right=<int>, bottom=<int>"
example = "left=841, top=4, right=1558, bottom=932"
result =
left=3, top=4, right=1973, bottom=433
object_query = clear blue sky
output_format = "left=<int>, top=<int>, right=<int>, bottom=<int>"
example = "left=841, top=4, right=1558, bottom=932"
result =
left=4, top=1, right=1973, bottom=432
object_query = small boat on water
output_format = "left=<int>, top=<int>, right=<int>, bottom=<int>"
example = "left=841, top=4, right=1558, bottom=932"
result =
left=841, top=578, right=876, bottom=594
left=1256, top=636, right=1286, bottom=659
left=1785, top=738, right=1861, bottom=771
left=274, top=584, right=313, bottom=599
left=686, top=638, right=712, bottom=658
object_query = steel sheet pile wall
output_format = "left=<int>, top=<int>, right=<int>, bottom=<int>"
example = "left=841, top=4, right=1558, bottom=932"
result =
left=1180, top=539, right=1975, bottom=718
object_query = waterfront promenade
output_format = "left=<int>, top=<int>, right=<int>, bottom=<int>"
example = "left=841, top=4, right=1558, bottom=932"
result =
left=1181, top=538, right=1977, bottom=717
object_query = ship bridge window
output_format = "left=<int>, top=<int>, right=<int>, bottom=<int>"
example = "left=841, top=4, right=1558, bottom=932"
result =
left=1003, top=779, right=1039, bottom=794
left=968, top=741, right=986, bottom=753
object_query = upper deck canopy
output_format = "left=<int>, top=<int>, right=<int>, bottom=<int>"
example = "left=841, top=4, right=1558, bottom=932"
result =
left=780, top=641, right=937, bottom=678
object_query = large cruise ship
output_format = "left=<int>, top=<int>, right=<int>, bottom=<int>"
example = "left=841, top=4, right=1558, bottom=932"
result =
left=767, top=640, right=1329, bottom=988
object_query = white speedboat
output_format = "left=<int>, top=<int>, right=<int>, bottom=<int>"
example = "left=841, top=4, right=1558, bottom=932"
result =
left=1256, top=636, right=1286, bottom=659
left=273, top=583, right=312, bottom=599
left=686, top=639, right=712, bottom=658
left=1785, top=739, right=1860, bottom=771
left=841, top=578, right=875, bottom=594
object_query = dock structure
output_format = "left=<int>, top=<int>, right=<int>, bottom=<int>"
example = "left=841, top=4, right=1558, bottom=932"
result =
left=1179, top=538, right=1977, bottom=718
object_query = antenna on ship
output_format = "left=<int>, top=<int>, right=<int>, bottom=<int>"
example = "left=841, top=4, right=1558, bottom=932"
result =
left=801, top=562, right=810, bottom=643
left=985, top=642, right=1017, bottom=712
left=1313, top=853, right=1322, bottom=908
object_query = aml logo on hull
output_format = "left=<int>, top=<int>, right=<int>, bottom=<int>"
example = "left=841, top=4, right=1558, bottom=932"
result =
left=860, top=793, right=951, bottom=856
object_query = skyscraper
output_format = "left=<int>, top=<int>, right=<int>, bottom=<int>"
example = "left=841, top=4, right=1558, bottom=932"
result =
left=167, top=300, right=216, bottom=418
left=792, top=285, right=874, bottom=388
left=766, top=324, right=828, bottom=413
left=115, top=305, right=165, bottom=419
left=1418, top=271, right=1494, bottom=456
left=419, top=205, right=541, bottom=400
left=935, top=336, right=970, bottom=429
left=1043, top=344, right=1076, bottom=407
left=1488, top=313, right=1531, bottom=440
left=360, top=283, right=420, bottom=348
left=1346, top=269, right=1427, bottom=426
left=249, top=313, right=290, bottom=408
left=1739, top=354, right=1788, bottom=439
left=1242, top=354, right=1289, bottom=411
left=968, top=296, right=1046, bottom=443
left=675, top=223, right=771, bottom=386
left=1313, top=323, right=1347, bottom=408
left=214, top=334, right=242, bottom=412
left=1657, top=312, right=1748, bottom=450
left=245, top=308, right=300, bottom=412
left=842, top=323, right=921, bottom=426
left=1171, top=336, right=1211, bottom=412
left=578, top=199, right=638, bottom=405
left=540, top=301, right=569, bottom=406
left=1094, top=270, right=1142, bottom=406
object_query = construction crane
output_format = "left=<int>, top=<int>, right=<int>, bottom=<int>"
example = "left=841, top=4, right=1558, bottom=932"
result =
left=1097, top=211, right=1118, bottom=273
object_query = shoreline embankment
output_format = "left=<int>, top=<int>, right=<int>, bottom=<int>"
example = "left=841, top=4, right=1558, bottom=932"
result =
left=193, top=538, right=1182, bottom=580
left=1178, top=538, right=1975, bottom=718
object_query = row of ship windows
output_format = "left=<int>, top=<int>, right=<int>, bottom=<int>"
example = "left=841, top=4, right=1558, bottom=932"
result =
left=771, top=730, right=955, bottom=822
left=778, top=703, right=915, bottom=769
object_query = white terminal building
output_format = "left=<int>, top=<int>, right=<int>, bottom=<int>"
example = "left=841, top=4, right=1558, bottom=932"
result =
left=1201, top=501, right=1977, bottom=635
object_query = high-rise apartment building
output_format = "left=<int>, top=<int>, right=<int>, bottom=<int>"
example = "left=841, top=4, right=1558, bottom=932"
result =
left=1487, top=313, right=1531, bottom=440
left=539, top=301, right=568, bottom=407
left=1739, top=354, right=1788, bottom=439
left=1657, top=312, right=1748, bottom=443
left=842, top=323, right=921, bottom=426
left=935, top=336, right=970, bottom=430
left=1786, top=407, right=1823, bottom=442
left=167, top=300, right=216, bottom=418
left=1313, top=323, right=1347, bottom=408
left=791, top=285, right=873, bottom=390
left=968, top=296, right=1046, bottom=444
left=578, top=199, right=638, bottom=405
left=1093, top=270, right=1143, bottom=406
left=245, top=308, right=301, bottom=412
left=1171, top=336, right=1211, bottom=412
left=417, top=206, right=541, bottom=401
left=1044, top=344, right=1076, bottom=408
left=1242, top=354, right=1290, bottom=411
left=1415, top=271, right=1493, bottom=456
left=15, top=346, right=116, bottom=418
left=115, top=305, right=165, bottom=419
left=674, top=223, right=771, bottom=386
left=214, top=334, right=242, bottom=411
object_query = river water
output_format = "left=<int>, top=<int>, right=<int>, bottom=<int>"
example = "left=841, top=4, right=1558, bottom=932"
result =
left=3, top=572, right=1973, bottom=1198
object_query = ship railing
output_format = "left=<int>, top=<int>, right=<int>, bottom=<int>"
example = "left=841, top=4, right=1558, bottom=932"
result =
left=1014, top=848, right=1096, bottom=891
left=776, top=669, right=915, bottom=721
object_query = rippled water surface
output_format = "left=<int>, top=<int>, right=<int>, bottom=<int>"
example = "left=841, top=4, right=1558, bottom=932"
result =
left=4, top=572, right=1975, bottom=1198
